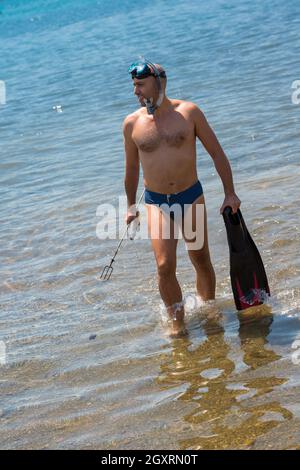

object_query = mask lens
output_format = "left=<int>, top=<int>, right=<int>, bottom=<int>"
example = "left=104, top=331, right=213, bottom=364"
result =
left=128, top=62, right=152, bottom=79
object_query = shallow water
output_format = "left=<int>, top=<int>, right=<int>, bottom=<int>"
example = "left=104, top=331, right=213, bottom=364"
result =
left=1, top=0, right=300, bottom=450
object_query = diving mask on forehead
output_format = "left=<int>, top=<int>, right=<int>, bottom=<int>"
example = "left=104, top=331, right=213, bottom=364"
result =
left=128, top=59, right=166, bottom=115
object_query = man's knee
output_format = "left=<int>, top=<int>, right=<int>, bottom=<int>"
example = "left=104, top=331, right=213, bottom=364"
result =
left=190, top=248, right=212, bottom=270
left=157, top=259, right=176, bottom=279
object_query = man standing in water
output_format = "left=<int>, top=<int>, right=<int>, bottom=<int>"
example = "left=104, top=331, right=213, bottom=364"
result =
left=123, top=60, right=240, bottom=337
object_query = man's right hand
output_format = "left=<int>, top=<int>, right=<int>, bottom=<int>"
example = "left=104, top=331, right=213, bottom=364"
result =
left=125, top=209, right=140, bottom=225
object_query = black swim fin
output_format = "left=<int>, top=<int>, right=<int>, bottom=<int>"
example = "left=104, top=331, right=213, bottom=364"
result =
left=222, top=206, right=270, bottom=311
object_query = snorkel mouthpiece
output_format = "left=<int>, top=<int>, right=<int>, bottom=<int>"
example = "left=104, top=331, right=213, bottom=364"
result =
left=145, top=98, right=156, bottom=115
left=128, top=59, right=166, bottom=115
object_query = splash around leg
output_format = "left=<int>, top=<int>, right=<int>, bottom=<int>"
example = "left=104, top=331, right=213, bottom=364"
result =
left=166, top=300, right=188, bottom=338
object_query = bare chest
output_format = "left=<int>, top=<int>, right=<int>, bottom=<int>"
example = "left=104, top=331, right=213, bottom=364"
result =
left=133, top=114, right=194, bottom=153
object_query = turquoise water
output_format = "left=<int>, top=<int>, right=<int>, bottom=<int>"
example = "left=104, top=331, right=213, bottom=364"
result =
left=0, top=0, right=300, bottom=449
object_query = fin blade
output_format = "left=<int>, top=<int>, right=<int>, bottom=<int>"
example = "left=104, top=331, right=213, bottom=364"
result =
left=223, top=207, right=271, bottom=311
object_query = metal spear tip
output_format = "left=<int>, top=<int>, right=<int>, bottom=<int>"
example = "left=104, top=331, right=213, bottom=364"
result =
left=99, top=264, right=113, bottom=281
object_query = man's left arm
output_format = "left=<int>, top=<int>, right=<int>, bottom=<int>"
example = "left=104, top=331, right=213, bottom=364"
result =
left=190, top=103, right=241, bottom=214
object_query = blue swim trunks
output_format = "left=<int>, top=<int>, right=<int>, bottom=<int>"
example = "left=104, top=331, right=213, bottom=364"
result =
left=144, top=180, right=203, bottom=220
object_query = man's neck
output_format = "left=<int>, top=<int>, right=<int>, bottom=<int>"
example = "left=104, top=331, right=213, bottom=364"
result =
left=152, top=96, right=172, bottom=117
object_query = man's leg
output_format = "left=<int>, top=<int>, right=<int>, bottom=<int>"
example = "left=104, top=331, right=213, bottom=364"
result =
left=146, top=204, right=187, bottom=337
left=183, top=194, right=216, bottom=301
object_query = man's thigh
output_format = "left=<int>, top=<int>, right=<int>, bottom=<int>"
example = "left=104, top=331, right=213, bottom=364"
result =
left=146, top=204, right=179, bottom=266
left=182, top=193, right=208, bottom=253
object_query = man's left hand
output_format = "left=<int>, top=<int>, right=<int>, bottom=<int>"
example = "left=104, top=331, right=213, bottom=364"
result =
left=220, top=192, right=241, bottom=215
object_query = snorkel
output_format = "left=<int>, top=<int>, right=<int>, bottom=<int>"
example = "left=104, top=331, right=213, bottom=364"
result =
left=128, top=59, right=166, bottom=115
left=143, top=60, right=164, bottom=115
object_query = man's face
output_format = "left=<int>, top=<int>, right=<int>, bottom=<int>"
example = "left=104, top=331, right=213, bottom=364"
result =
left=132, top=76, right=157, bottom=106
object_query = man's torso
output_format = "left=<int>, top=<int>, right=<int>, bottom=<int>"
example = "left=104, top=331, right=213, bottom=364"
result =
left=130, top=100, right=199, bottom=194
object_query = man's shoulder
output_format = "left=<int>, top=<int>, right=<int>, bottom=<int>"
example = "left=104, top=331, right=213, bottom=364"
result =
left=123, top=111, right=140, bottom=132
left=174, top=100, right=206, bottom=125
left=173, top=99, right=202, bottom=113
left=123, top=107, right=145, bottom=124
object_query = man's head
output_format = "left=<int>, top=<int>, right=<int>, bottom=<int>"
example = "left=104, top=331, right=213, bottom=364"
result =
left=128, top=60, right=167, bottom=114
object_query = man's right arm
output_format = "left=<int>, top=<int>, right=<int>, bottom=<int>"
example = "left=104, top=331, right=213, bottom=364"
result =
left=123, top=114, right=140, bottom=222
